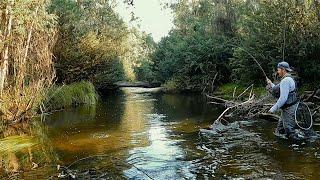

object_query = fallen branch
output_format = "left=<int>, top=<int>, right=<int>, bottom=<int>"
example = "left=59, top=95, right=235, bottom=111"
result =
left=211, top=72, right=218, bottom=93
left=303, top=89, right=320, bottom=102
left=208, top=102, right=226, bottom=106
left=206, top=94, right=230, bottom=104
left=236, top=84, right=254, bottom=99
left=208, top=84, right=320, bottom=128
left=214, top=95, right=255, bottom=124
left=232, top=87, right=237, bottom=100
left=255, top=113, right=280, bottom=122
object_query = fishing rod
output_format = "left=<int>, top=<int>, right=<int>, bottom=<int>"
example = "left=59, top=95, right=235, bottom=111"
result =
left=229, top=44, right=269, bottom=80
left=241, top=48, right=268, bottom=79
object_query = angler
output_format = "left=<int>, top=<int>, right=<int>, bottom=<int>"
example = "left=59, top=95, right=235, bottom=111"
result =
left=266, top=62, right=314, bottom=141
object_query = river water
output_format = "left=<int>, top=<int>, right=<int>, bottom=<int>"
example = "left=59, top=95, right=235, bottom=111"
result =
left=1, top=87, right=320, bottom=179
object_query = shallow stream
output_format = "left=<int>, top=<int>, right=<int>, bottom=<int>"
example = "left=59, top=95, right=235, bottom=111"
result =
left=1, top=87, right=320, bottom=179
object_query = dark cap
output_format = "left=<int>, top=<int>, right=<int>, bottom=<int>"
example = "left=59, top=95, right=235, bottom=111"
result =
left=277, top=61, right=293, bottom=72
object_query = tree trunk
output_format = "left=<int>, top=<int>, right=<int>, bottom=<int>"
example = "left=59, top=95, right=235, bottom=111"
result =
left=0, top=0, right=14, bottom=97
left=18, top=6, right=39, bottom=91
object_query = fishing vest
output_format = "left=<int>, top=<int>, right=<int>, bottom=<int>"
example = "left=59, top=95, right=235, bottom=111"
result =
left=271, top=73, right=298, bottom=109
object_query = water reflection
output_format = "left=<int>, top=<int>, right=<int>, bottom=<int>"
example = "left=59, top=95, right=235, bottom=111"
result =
left=118, top=88, right=193, bottom=178
left=123, top=90, right=221, bottom=179
left=41, top=88, right=219, bottom=179
left=1, top=88, right=320, bottom=179
left=0, top=120, right=58, bottom=178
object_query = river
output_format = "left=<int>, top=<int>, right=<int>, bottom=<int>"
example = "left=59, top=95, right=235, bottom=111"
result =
left=1, top=87, right=320, bottom=179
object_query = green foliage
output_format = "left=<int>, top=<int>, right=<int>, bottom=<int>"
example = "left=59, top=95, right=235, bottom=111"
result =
left=125, top=31, right=157, bottom=82
left=0, top=0, right=57, bottom=122
left=93, top=59, right=126, bottom=91
left=153, top=0, right=320, bottom=91
left=49, top=0, right=157, bottom=87
left=160, top=32, right=232, bottom=89
left=43, top=81, right=98, bottom=111
left=150, top=0, right=238, bottom=91
left=216, top=83, right=266, bottom=100
left=49, top=0, right=128, bottom=84
left=162, top=77, right=184, bottom=93
left=133, top=60, right=155, bottom=83
left=231, top=0, right=320, bottom=87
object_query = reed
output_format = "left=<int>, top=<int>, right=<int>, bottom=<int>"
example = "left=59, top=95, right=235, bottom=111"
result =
left=43, top=81, right=98, bottom=112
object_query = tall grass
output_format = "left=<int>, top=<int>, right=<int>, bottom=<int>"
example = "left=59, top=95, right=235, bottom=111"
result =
left=43, top=81, right=98, bottom=112
left=215, top=83, right=266, bottom=99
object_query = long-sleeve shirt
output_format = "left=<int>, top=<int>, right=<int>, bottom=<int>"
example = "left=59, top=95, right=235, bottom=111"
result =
left=269, top=76, right=296, bottom=113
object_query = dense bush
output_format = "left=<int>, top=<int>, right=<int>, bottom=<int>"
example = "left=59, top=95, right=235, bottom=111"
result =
left=151, top=0, right=235, bottom=91
left=133, top=60, right=155, bottom=83
left=0, top=0, right=57, bottom=122
left=43, top=81, right=98, bottom=111
left=151, top=0, right=320, bottom=91
left=231, top=1, right=320, bottom=86
left=49, top=0, right=128, bottom=85
left=153, top=31, right=232, bottom=91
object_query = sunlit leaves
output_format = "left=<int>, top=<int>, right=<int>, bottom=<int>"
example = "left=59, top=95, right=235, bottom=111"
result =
left=50, top=0, right=128, bottom=83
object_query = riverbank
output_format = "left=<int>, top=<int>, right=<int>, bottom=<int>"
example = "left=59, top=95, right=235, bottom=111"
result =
left=43, top=81, right=98, bottom=112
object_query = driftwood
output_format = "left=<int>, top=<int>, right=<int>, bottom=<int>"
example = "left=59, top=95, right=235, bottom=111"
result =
left=236, top=84, right=254, bottom=100
left=256, top=113, right=279, bottom=122
left=206, top=94, right=229, bottom=104
left=207, top=85, right=320, bottom=125
left=214, top=95, right=255, bottom=123
left=206, top=84, right=273, bottom=124
left=302, top=89, right=320, bottom=102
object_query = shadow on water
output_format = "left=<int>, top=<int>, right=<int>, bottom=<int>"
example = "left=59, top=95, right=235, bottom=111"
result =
left=0, top=120, right=58, bottom=179
left=0, top=87, right=320, bottom=179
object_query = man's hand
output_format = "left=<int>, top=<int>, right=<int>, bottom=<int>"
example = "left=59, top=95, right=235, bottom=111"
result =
left=266, top=78, right=272, bottom=85
left=268, top=107, right=275, bottom=113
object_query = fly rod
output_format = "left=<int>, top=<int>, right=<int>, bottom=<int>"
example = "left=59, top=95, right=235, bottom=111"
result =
left=239, top=47, right=268, bottom=79
left=229, top=43, right=269, bottom=80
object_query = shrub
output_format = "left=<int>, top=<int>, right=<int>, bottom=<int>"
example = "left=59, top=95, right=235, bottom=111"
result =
left=43, top=81, right=98, bottom=111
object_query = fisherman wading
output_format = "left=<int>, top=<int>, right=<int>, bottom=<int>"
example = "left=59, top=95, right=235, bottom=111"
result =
left=266, top=62, right=302, bottom=140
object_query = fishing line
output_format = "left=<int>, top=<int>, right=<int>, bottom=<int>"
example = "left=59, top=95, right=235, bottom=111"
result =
left=230, top=44, right=269, bottom=79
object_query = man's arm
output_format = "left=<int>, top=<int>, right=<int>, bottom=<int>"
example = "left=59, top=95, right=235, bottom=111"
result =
left=269, top=79, right=290, bottom=113
left=266, top=78, right=275, bottom=88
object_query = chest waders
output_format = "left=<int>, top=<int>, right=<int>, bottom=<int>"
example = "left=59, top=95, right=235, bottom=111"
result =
left=270, top=73, right=298, bottom=108
left=271, top=74, right=313, bottom=135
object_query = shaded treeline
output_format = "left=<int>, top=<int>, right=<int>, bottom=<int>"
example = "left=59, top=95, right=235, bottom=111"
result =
left=0, top=0, right=156, bottom=122
left=0, top=0, right=56, bottom=123
left=1, top=0, right=319, bottom=122
left=148, top=0, right=320, bottom=91
left=49, top=0, right=156, bottom=91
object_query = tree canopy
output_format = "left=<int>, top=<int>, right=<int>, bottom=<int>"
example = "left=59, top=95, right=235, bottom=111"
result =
left=149, top=0, right=320, bottom=91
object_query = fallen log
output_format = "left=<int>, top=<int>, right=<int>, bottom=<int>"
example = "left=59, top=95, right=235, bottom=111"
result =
left=207, top=86, right=320, bottom=126
left=206, top=94, right=230, bottom=104
left=208, top=92, right=257, bottom=124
